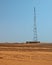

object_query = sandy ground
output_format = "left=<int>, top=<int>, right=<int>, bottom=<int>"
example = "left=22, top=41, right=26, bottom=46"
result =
left=0, top=43, right=52, bottom=65
left=0, top=51, right=52, bottom=65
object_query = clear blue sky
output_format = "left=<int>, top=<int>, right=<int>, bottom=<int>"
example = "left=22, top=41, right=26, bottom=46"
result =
left=0, top=0, right=52, bottom=42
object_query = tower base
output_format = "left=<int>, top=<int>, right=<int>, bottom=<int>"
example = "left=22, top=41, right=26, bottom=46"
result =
left=26, top=41, right=40, bottom=44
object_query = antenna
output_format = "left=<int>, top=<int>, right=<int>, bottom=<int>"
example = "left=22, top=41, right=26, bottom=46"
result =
left=26, top=7, right=40, bottom=43
left=33, top=7, right=38, bottom=42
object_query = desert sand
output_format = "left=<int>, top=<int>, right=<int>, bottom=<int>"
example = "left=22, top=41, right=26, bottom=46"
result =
left=0, top=43, right=52, bottom=65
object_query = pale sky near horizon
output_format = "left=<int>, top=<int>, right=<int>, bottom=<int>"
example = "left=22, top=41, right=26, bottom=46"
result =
left=0, top=0, right=52, bottom=42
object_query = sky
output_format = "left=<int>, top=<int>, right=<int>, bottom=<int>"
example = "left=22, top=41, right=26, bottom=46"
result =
left=0, top=0, right=52, bottom=42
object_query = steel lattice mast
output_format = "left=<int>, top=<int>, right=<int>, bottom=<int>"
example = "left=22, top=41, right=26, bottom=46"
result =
left=33, top=7, right=38, bottom=41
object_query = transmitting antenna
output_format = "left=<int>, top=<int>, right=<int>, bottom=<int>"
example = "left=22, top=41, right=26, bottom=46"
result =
left=33, top=7, right=38, bottom=42
left=26, top=7, right=40, bottom=43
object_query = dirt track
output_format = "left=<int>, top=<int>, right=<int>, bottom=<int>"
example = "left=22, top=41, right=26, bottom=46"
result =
left=0, top=43, right=52, bottom=65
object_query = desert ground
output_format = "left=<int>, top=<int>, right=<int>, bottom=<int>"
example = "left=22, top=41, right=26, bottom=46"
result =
left=0, top=43, right=52, bottom=65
